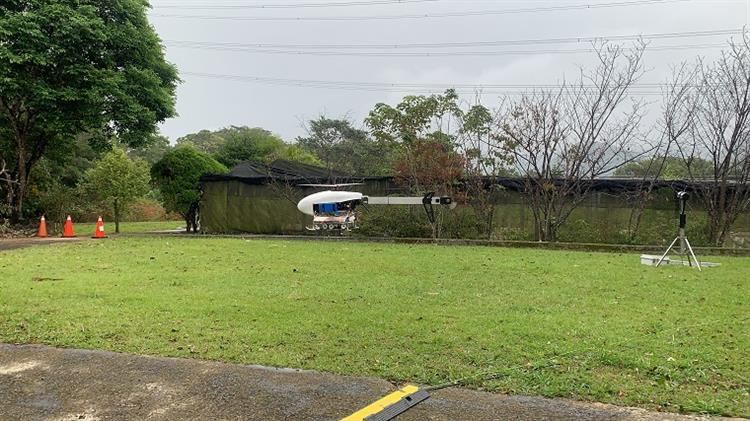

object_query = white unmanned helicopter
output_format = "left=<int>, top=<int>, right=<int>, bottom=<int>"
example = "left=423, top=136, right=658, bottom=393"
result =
left=296, top=185, right=455, bottom=232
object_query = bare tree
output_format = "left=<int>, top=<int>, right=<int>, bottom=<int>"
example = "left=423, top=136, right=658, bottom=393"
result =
left=498, top=89, right=569, bottom=241
left=498, top=42, right=649, bottom=241
left=621, top=151, right=670, bottom=243
left=457, top=99, right=511, bottom=239
left=670, top=35, right=750, bottom=245
left=622, top=64, right=696, bottom=241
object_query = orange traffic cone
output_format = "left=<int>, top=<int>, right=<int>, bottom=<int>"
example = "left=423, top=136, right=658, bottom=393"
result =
left=36, top=216, right=48, bottom=238
left=63, top=215, right=75, bottom=238
left=92, top=216, right=107, bottom=239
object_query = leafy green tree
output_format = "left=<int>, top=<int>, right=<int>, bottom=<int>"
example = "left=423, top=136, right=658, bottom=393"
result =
left=614, top=156, right=713, bottom=179
left=84, top=149, right=149, bottom=233
left=120, top=134, right=173, bottom=166
left=177, top=126, right=320, bottom=168
left=28, top=135, right=106, bottom=223
left=151, top=146, right=228, bottom=232
left=0, top=1, right=178, bottom=222
left=297, top=117, right=394, bottom=176
left=175, top=129, right=227, bottom=154
left=176, top=126, right=284, bottom=159
left=365, top=89, right=462, bottom=145
left=213, top=127, right=286, bottom=167
left=34, top=135, right=105, bottom=189
left=270, top=144, right=321, bottom=166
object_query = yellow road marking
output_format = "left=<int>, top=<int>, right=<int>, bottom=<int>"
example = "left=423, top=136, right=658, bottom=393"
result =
left=341, top=384, right=421, bottom=421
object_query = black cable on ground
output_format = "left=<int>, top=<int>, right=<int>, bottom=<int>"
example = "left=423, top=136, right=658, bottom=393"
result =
left=423, top=315, right=750, bottom=393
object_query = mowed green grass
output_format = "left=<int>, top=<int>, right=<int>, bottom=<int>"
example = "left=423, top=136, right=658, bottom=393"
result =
left=65, top=220, right=184, bottom=235
left=0, top=237, right=747, bottom=416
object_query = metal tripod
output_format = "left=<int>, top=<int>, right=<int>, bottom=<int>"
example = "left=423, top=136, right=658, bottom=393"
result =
left=656, top=192, right=701, bottom=271
left=656, top=226, right=701, bottom=271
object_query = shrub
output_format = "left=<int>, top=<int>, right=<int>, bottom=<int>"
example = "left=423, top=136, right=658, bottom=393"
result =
left=151, top=146, right=228, bottom=232
left=126, top=198, right=175, bottom=222
left=356, top=205, right=483, bottom=239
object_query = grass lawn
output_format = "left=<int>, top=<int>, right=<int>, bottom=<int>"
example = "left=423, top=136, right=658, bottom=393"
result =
left=0, top=237, right=747, bottom=416
left=62, top=220, right=184, bottom=236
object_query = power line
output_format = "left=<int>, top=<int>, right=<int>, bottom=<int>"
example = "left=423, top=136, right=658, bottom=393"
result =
left=150, top=0, right=691, bottom=21
left=152, top=0, right=439, bottom=10
left=178, top=71, right=690, bottom=96
left=162, top=28, right=741, bottom=51
left=164, top=41, right=726, bottom=56
left=180, top=71, right=693, bottom=88
left=165, top=29, right=743, bottom=50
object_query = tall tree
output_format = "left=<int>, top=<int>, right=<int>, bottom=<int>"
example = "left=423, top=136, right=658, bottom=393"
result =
left=458, top=103, right=511, bottom=238
left=268, top=144, right=321, bottom=166
left=393, top=138, right=465, bottom=239
left=366, top=89, right=462, bottom=145
left=668, top=35, right=750, bottom=245
left=0, top=0, right=178, bottom=222
left=177, top=126, right=316, bottom=168
left=213, top=127, right=286, bottom=167
left=84, top=148, right=149, bottom=233
left=498, top=42, right=648, bottom=242
left=176, top=128, right=229, bottom=154
left=120, top=134, right=173, bottom=166
left=27, top=134, right=106, bottom=223
left=617, top=65, right=699, bottom=242
left=296, top=116, right=392, bottom=176
left=368, top=91, right=498, bottom=237
left=151, top=146, right=228, bottom=233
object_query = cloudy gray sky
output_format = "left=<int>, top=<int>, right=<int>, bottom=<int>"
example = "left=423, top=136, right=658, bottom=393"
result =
left=147, top=0, right=748, bottom=143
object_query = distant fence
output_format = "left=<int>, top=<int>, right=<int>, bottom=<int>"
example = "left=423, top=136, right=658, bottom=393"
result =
left=199, top=177, right=749, bottom=248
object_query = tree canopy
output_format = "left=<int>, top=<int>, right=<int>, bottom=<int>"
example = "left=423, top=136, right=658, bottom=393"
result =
left=84, top=148, right=150, bottom=233
left=296, top=117, right=394, bottom=176
left=0, top=0, right=178, bottom=221
left=366, top=89, right=462, bottom=145
left=151, top=146, right=227, bottom=232
left=119, top=134, right=173, bottom=166
left=176, top=128, right=232, bottom=154
left=177, top=126, right=320, bottom=168
left=614, top=156, right=713, bottom=180
left=214, top=127, right=287, bottom=167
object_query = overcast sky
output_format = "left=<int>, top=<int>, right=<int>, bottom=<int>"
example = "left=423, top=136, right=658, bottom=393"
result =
left=147, top=0, right=748, bottom=143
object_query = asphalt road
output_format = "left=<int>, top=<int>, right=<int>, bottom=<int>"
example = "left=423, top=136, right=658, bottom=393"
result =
left=0, top=344, right=740, bottom=421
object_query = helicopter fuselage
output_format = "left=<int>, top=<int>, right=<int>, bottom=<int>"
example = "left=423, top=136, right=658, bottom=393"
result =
left=297, top=191, right=363, bottom=231
left=296, top=190, right=454, bottom=232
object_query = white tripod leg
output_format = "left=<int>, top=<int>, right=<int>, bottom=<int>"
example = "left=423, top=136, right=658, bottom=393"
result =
left=684, top=238, right=702, bottom=272
left=656, top=237, right=679, bottom=267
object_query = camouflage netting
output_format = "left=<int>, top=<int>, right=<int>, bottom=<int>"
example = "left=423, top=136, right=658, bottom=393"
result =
left=202, top=159, right=355, bottom=185
left=199, top=160, right=390, bottom=234
left=198, top=160, right=750, bottom=246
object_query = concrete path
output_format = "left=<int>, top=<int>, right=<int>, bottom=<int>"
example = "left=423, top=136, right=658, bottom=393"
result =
left=0, top=344, right=740, bottom=421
